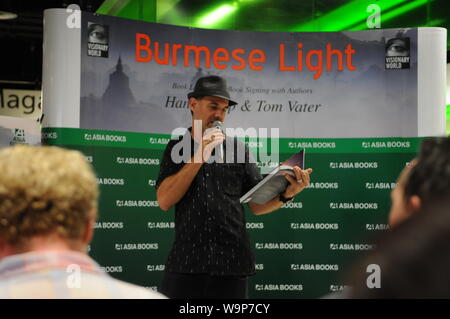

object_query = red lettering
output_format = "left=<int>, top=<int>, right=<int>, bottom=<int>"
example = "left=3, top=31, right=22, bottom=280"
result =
left=213, top=48, right=229, bottom=70
left=345, top=44, right=356, bottom=71
left=231, top=49, right=246, bottom=70
left=297, top=43, right=303, bottom=71
left=279, top=44, right=295, bottom=71
left=134, top=33, right=276, bottom=73
left=184, top=46, right=211, bottom=68
left=306, top=50, right=323, bottom=80
left=135, top=33, right=152, bottom=62
left=326, top=43, right=343, bottom=71
left=172, top=44, right=182, bottom=66
left=248, top=49, right=265, bottom=71
left=154, top=42, right=169, bottom=65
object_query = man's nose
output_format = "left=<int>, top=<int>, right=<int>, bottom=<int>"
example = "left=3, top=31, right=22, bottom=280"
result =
left=214, top=111, right=225, bottom=121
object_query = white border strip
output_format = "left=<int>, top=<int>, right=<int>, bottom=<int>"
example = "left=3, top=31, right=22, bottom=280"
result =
left=42, top=8, right=81, bottom=128
left=417, top=27, right=447, bottom=136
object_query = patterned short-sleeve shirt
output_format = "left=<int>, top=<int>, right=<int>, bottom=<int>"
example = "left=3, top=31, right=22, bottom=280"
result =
left=156, top=129, right=262, bottom=276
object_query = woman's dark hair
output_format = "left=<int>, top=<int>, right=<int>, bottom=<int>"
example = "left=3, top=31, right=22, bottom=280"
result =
left=405, top=137, right=450, bottom=204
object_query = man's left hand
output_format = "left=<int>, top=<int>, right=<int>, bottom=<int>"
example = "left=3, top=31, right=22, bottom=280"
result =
left=282, top=167, right=313, bottom=198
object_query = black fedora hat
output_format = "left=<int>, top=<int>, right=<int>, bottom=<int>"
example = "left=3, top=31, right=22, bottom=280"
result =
left=187, top=75, right=237, bottom=106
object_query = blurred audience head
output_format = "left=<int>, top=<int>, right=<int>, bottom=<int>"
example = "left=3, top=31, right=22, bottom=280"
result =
left=349, top=197, right=450, bottom=298
left=388, top=136, right=450, bottom=227
left=347, top=137, right=450, bottom=298
left=0, top=145, right=98, bottom=257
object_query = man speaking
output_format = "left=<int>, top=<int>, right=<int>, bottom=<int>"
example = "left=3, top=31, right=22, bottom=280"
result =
left=155, top=75, right=312, bottom=298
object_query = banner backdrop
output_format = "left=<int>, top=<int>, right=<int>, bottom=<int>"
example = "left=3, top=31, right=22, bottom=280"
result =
left=42, top=9, right=446, bottom=298
left=79, top=16, right=420, bottom=137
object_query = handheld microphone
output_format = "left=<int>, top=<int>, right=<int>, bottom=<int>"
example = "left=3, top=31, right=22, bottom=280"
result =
left=212, top=120, right=224, bottom=163
left=212, top=120, right=222, bottom=130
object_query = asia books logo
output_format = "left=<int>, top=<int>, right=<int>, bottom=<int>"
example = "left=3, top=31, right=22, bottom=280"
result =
left=87, top=22, right=109, bottom=57
left=10, top=128, right=26, bottom=145
left=385, top=37, right=410, bottom=69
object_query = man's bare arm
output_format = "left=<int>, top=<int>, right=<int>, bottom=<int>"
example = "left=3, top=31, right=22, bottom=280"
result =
left=248, top=196, right=285, bottom=215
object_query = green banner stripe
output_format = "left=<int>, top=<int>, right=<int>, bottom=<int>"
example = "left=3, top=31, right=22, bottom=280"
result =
left=276, top=138, right=423, bottom=154
left=42, top=127, right=171, bottom=150
left=42, top=127, right=425, bottom=154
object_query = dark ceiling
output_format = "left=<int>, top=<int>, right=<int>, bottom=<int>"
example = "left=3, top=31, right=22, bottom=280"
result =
left=0, top=0, right=104, bottom=88
left=0, top=0, right=449, bottom=89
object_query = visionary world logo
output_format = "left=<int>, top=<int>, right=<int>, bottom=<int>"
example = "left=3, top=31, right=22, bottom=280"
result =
left=87, top=22, right=109, bottom=57
left=385, top=37, right=410, bottom=69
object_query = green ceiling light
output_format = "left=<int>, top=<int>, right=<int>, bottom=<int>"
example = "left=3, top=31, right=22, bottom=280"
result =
left=421, top=19, right=446, bottom=27
left=377, top=0, right=428, bottom=24
left=156, top=0, right=181, bottom=20
left=96, top=0, right=156, bottom=22
left=293, top=0, right=407, bottom=32
left=97, top=0, right=131, bottom=16
left=196, top=4, right=237, bottom=28
left=349, top=0, right=428, bottom=30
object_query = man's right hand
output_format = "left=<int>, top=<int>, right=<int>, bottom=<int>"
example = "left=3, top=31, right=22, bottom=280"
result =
left=196, top=128, right=225, bottom=163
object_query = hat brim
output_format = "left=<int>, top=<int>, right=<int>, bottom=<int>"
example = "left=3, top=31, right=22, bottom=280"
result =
left=188, top=92, right=237, bottom=106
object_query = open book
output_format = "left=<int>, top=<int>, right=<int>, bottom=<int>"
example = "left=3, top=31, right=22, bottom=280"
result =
left=240, top=149, right=305, bottom=204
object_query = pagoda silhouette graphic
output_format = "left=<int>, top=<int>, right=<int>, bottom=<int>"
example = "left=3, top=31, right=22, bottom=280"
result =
left=102, top=56, right=136, bottom=108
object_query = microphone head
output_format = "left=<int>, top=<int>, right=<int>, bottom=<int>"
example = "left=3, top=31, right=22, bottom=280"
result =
left=212, top=120, right=222, bottom=129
